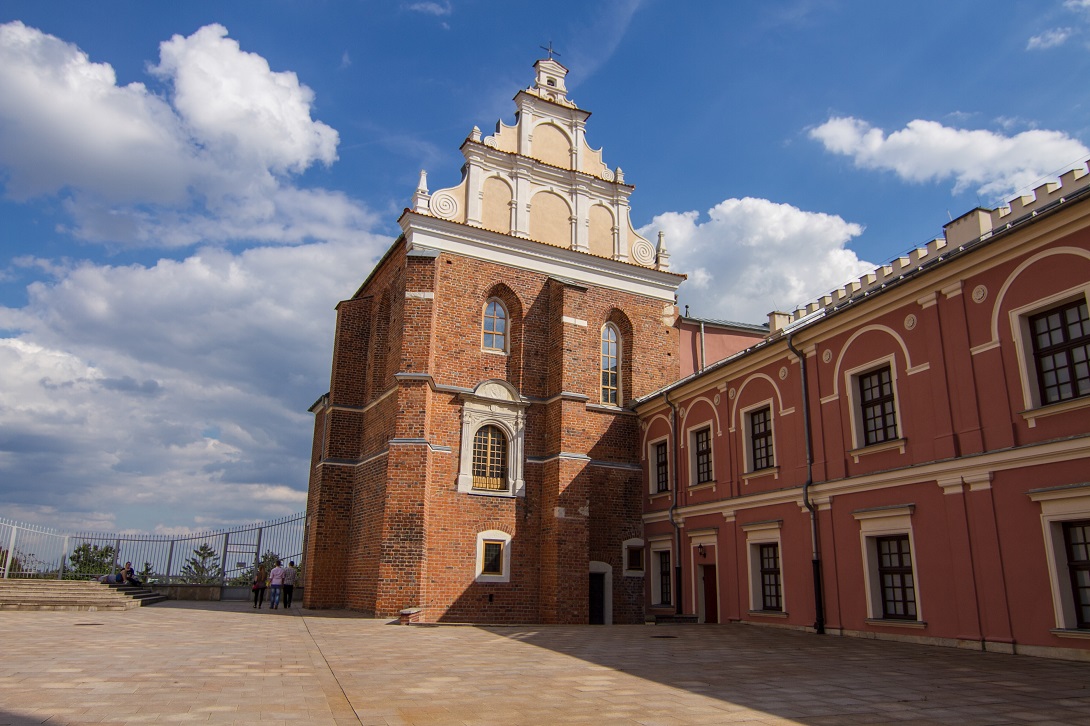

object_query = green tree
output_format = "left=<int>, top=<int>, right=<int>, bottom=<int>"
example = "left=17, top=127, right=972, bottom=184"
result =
left=0, top=547, right=22, bottom=577
left=137, top=561, right=155, bottom=584
left=228, top=549, right=281, bottom=586
left=179, top=543, right=223, bottom=584
left=65, top=543, right=117, bottom=579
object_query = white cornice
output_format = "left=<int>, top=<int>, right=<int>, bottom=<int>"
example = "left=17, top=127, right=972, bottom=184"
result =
left=399, top=210, right=683, bottom=302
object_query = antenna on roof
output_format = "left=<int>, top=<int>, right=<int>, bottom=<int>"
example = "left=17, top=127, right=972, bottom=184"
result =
left=539, top=41, right=561, bottom=60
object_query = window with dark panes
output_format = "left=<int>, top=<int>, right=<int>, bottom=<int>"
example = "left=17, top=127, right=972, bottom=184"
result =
left=1030, top=300, right=1090, bottom=405
left=759, top=543, right=782, bottom=611
left=482, top=541, right=504, bottom=576
left=694, top=428, right=713, bottom=484
left=655, top=441, right=669, bottom=492
left=658, top=551, right=671, bottom=605
left=627, top=546, right=644, bottom=572
left=877, top=534, right=916, bottom=620
left=750, top=406, right=774, bottom=471
left=601, top=324, right=619, bottom=404
left=860, top=366, right=898, bottom=446
left=1064, top=520, right=1090, bottom=629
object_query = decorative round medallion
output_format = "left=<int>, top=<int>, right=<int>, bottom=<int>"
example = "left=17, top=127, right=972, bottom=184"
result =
left=904, top=314, right=917, bottom=331
left=972, top=285, right=988, bottom=304
left=713, top=394, right=721, bottom=406
left=728, top=387, right=736, bottom=400
left=779, top=366, right=788, bottom=380
left=430, top=192, right=459, bottom=219
left=679, top=407, right=686, bottom=419
left=631, top=238, right=656, bottom=266
left=822, top=349, right=832, bottom=364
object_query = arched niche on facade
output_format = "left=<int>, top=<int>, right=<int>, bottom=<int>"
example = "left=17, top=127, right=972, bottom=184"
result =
left=456, top=379, right=528, bottom=497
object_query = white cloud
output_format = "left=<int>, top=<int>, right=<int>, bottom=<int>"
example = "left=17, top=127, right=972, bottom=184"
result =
left=810, top=116, right=1090, bottom=198
left=0, top=21, right=373, bottom=248
left=1027, top=28, right=1073, bottom=49
left=404, top=1, right=453, bottom=16
left=642, top=198, right=873, bottom=324
left=0, top=237, right=389, bottom=531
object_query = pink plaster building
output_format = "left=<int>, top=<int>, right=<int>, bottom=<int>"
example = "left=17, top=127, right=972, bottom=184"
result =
left=636, top=164, right=1090, bottom=660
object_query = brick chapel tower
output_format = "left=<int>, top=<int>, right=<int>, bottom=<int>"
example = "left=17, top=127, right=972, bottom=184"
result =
left=303, top=59, right=684, bottom=623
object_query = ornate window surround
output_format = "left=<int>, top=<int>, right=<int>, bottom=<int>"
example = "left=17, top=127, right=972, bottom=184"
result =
left=457, top=379, right=528, bottom=497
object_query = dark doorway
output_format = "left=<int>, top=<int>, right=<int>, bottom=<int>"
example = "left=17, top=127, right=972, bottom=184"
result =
left=589, top=572, right=605, bottom=624
left=702, top=564, right=718, bottom=624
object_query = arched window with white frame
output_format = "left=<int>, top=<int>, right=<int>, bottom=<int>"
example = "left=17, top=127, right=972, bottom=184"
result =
left=601, top=323, right=620, bottom=405
left=482, top=298, right=508, bottom=352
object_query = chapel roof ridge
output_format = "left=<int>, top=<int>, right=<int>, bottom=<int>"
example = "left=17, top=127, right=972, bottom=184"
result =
left=769, top=158, right=1090, bottom=334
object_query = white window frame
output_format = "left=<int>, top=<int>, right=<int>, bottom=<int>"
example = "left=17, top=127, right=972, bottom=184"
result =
left=457, top=380, right=527, bottom=497
left=649, top=537, right=673, bottom=607
left=1009, top=285, right=1090, bottom=426
left=743, top=520, right=785, bottom=615
left=687, top=424, right=715, bottom=488
left=647, top=435, right=671, bottom=495
left=852, top=505, right=923, bottom=624
left=482, top=297, right=509, bottom=354
left=741, top=399, right=776, bottom=475
left=475, top=529, right=512, bottom=583
left=622, top=537, right=645, bottom=577
left=600, top=322, right=622, bottom=406
left=844, top=355, right=906, bottom=458
left=1027, top=483, right=1090, bottom=631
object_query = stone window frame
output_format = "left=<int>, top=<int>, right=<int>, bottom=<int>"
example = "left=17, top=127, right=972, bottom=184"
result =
left=688, top=424, right=714, bottom=487
left=852, top=505, right=925, bottom=626
left=649, top=536, right=673, bottom=607
left=475, top=529, right=512, bottom=583
left=743, top=520, right=785, bottom=615
left=457, top=380, right=527, bottom=497
left=844, top=355, right=906, bottom=458
left=482, top=297, right=509, bottom=354
left=741, top=399, right=776, bottom=474
left=647, top=436, right=671, bottom=495
left=622, top=537, right=645, bottom=577
left=1027, top=483, right=1090, bottom=633
left=1009, top=285, right=1090, bottom=426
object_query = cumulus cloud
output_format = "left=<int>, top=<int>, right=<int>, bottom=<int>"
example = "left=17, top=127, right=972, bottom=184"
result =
left=810, top=116, right=1090, bottom=198
left=0, top=237, right=389, bottom=531
left=0, top=21, right=373, bottom=248
left=1027, top=28, right=1073, bottom=49
left=642, top=198, right=873, bottom=324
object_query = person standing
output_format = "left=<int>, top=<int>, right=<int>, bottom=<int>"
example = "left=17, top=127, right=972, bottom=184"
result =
left=252, top=564, right=267, bottom=609
left=268, top=560, right=285, bottom=610
left=282, top=561, right=298, bottom=608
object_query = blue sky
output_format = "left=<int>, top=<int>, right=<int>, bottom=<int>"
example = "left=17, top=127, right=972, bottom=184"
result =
left=2, top=0, right=1089, bottom=533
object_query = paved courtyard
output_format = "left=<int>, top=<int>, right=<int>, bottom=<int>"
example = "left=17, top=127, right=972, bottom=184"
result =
left=1, top=600, right=1088, bottom=725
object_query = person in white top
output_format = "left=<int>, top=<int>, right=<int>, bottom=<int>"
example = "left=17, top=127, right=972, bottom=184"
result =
left=282, top=561, right=298, bottom=608
left=268, top=560, right=285, bottom=610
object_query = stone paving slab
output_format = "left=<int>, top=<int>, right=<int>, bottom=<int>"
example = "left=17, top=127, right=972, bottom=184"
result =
left=1, top=599, right=1088, bottom=724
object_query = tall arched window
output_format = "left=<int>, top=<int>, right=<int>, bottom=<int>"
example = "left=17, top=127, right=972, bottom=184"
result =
left=601, top=323, right=620, bottom=405
left=472, top=425, right=508, bottom=491
left=483, top=299, right=507, bottom=352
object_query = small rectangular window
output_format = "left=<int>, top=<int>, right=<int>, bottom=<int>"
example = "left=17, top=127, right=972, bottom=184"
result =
left=749, top=407, right=774, bottom=471
left=482, top=541, right=504, bottom=576
left=877, top=535, right=916, bottom=620
left=1030, top=300, right=1090, bottom=405
left=694, top=428, right=713, bottom=484
left=859, top=366, right=898, bottom=446
left=627, top=546, right=644, bottom=572
left=759, top=543, right=782, bottom=611
left=655, top=441, right=669, bottom=492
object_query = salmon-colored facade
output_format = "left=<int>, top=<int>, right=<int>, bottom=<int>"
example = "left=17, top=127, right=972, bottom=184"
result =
left=637, top=166, right=1090, bottom=660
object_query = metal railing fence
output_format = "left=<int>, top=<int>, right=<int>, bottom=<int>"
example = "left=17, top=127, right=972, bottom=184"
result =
left=0, top=513, right=305, bottom=585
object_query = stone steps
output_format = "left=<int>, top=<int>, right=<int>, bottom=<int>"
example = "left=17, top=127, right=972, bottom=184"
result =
left=0, top=579, right=168, bottom=611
